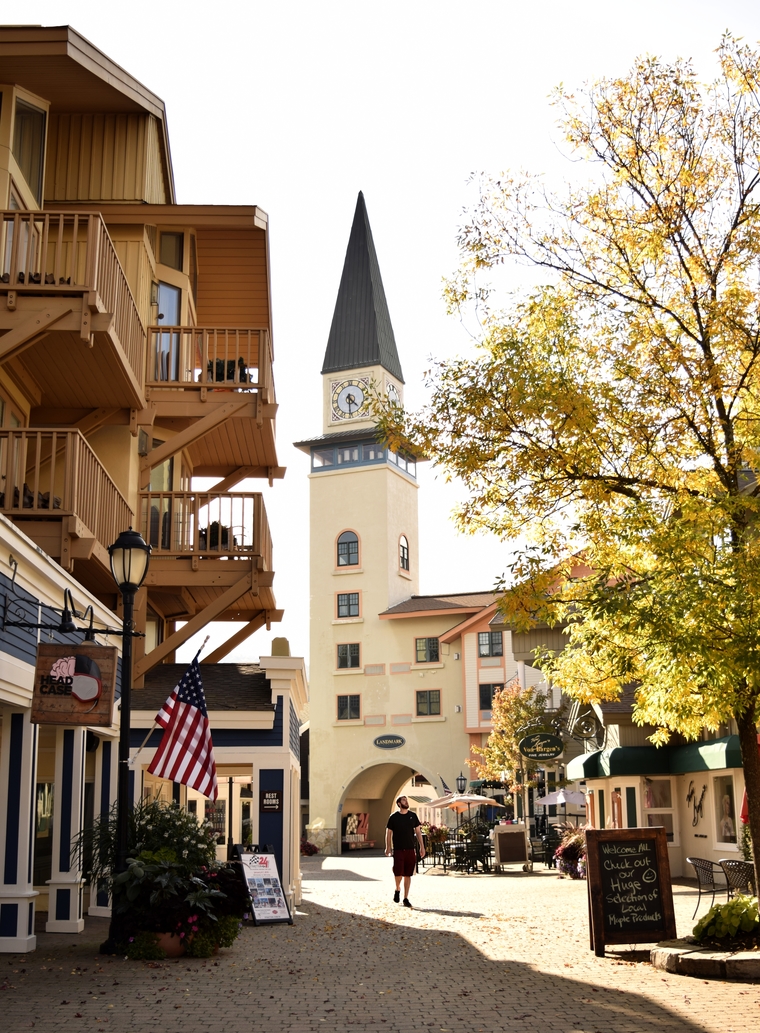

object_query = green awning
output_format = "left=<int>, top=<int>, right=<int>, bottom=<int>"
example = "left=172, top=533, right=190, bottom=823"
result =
left=670, top=736, right=742, bottom=773
left=567, top=736, right=742, bottom=781
left=566, top=752, right=602, bottom=779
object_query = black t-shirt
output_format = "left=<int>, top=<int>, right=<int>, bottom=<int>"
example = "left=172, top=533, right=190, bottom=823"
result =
left=386, top=810, right=421, bottom=850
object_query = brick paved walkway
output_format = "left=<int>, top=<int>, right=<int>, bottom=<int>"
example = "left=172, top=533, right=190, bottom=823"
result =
left=2, top=854, right=758, bottom=1032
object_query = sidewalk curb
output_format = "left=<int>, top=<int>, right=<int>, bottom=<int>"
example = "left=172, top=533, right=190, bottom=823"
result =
left=651, top=939, right=760, bottom=980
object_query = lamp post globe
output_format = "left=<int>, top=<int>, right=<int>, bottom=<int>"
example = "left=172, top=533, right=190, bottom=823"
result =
left=101, top=528, right=150, bottom=955
left=108, top=527, right=151, bottom=592
left=456, top=772, right=467, bottom=794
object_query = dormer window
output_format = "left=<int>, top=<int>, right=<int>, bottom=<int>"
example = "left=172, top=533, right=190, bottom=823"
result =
left=13, top=98, right=46, bottom=204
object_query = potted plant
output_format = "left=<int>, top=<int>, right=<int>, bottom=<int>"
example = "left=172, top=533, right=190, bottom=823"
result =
left=553, top=824, right=587, bottom=879
left=76, top=800, right=248, bottom=959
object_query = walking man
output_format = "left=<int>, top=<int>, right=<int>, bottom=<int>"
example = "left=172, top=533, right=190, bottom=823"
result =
left=385, top=795, right=425, bottom=908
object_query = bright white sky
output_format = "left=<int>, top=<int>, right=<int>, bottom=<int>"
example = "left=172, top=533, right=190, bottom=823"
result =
left=20, top=1, right=760, bottom=668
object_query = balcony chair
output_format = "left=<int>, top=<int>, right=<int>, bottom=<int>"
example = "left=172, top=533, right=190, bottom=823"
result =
left=719, top=858, right=756, bottom=899
left=207, top=356, right=252, bottom=384
left=686, top=857, right=727, bottom=918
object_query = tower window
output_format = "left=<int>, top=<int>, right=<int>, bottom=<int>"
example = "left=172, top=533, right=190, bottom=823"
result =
left=478, top=631, right=503, bottom=657
left=416, top=638, right=439, bottom=663
left=337, top=643, right=361, bottom=669
left=337, top=694, right=361, bottom=720
left=399, top=535, right=409, bottom=571
left=416, top=690, right=441, bottom=716
left=337, top=530, right=359, bottom=566
left=337, top=593, right=360, bottom=618
left=479, top=683, right=504, bottom=710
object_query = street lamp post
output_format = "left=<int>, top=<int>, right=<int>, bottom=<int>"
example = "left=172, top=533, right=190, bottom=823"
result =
left=456, top=772, right=467, bottom=794
left=100, top=528, right=151, bottom=954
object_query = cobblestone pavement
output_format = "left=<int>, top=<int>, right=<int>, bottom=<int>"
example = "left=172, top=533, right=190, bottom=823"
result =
left=2, top=854, right=759, bottom=1033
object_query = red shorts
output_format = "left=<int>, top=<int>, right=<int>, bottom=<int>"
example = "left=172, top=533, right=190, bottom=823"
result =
left=392, top=849, right=417, bottom=877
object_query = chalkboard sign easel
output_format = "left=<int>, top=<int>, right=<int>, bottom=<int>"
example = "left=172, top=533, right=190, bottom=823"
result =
left=585, top=827, right=676, bottom=957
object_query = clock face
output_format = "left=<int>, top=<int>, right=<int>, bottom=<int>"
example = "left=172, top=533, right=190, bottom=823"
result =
left=331, top=378, right=369, bottom=420
left=386, top=382, right=400, bottom=405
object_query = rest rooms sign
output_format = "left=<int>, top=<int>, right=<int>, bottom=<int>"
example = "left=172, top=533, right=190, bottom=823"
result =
left=239, top=852, right=293, bottom=925
left=260, top=789, right=283, bottom=813
left=32, top=644, right=118, bottom=726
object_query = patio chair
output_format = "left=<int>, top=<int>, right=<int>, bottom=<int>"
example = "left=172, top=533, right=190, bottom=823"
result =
left=719, top=859, right=756, bottom=899
left=686, top=857, right=727, bottom=918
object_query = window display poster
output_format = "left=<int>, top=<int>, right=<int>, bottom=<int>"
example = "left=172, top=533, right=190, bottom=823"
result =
left=239, top=852, right=293, bottom=925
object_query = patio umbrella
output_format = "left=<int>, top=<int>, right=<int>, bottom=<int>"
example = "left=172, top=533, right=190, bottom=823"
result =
left=535, top=789, right=587, bottom=808
left=428, top=793, right=506, bottom=830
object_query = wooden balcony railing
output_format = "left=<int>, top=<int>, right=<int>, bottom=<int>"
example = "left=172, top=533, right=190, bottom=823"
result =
left=138, top=490, right=272, bottom=568
left=0, top=210, right=145, bottom=382
left=0, top=429, right=133, bottom=550
left=145, top=327, right=272, bottom=401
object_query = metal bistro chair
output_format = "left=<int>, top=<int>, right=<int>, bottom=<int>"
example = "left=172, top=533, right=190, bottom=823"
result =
left=686, top=857, right=727, bottom=918
left=719, top=859, right=757, bottom=899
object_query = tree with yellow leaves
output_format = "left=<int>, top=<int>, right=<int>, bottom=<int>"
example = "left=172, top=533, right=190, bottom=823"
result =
left=468, top=677, right=550, bottom=792
left=379, top=35, right=760, bottom=890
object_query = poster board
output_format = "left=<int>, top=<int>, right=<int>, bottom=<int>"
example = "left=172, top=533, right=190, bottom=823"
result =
left=238, top=852, right=293, bottom=926
left=32, top=644, right=118, bottom=726
left=585, top=827, right=676, bottom=956
left=494, top=826, right=529, bottom=864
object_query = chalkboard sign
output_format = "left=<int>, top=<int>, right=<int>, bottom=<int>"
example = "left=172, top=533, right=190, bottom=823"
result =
left=585, top=827, right=675, bottom=956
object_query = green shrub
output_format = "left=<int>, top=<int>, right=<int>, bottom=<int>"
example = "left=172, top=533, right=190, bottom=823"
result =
left=693, top=894, right=759, bottom=941
left=123, top=931, right=166, bottom=961
left=184, top=915, right=241, bottom=957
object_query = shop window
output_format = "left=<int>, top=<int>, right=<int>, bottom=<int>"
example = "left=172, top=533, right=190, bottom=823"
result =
left=479, top=683, right=503, bottom=711
left=714, top=774, right=737, bottom=844
left=34, top=782, right=54, bottom=885
left=205, top=798, right=226, bottom=845
left=416, top=637, right=439, bottom=663
left=13, top=98, right=46, bottom=203
left=478, top=631, right=503, bottom=657
left=337, top=530, right=359, bottom=566
left=399, top=535, right=410, bottom=570
left=337, top=694, right=361, bottom=720
left=643, top=777, right=675, bottom=842
left=416, top=689, right=440, bottom=716
left=337, top=643, right=360, bottom=669
left=337, top=592, right=359, bottom=618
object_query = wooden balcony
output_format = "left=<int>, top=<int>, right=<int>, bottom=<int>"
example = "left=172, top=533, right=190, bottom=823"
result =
left=145, top=327, right=272, bottom=402
left=0, top=428, right=133, bottom=574
left=0, top=211, right=146, bottom=408
left=138, top=490, right=272, bottom=569
left=141, top=327, right=281, bottom=482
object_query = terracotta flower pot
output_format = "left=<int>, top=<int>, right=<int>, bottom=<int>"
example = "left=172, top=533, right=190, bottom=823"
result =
left=154, top=932, right=186, bottom=957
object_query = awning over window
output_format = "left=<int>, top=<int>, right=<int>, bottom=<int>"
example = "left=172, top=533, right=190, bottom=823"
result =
left=567, top=735, right=742, bottom=780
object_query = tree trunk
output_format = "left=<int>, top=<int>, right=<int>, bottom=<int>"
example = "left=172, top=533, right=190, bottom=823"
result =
left=736, top=707, right=760, bottom=896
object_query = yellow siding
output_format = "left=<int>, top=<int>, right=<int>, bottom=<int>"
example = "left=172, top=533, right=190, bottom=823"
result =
left=111, top=230, right=154, bottom=328
left=195, top=228, right=270, bottom=327
left=44, top=114, right=168, bottom=204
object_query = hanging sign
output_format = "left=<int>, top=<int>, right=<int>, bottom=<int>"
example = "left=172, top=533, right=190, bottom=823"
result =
left=238, top=852, right=293, bottom=925
left=32, top=644, right=118, bottom=726
left=374, top=734, right=405, bottom=750
left=518, top=732, right=564, bottom=761
left=585, top=827, right=676, bottom=956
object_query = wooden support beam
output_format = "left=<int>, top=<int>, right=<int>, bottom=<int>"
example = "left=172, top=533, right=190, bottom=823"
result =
left=139, top=398, right=249, bottom=488
left=144, top=561, right=274, bottom=588
left=0, top=302, right=73, bottom=364
left=134, top=572, right=254, bottom=678
left=208, top=466, right=260, bottom=492
left=74, top=407, right=120, bottom=437
left=201, top=613, right=268, bottom=664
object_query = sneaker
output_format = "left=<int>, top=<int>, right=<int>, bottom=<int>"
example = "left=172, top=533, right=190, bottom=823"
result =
left=393, top=890, right=400, bottom=903
left=403, top=898, right=412, bottom=908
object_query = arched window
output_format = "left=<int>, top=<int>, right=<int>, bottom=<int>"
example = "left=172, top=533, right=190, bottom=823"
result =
left=399, top=535, right=409, bottom=571
left=337, top=530, right=359, bottom=567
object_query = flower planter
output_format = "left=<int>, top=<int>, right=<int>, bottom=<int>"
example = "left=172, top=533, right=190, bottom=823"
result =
left=155, top=932, right=186, bottom=957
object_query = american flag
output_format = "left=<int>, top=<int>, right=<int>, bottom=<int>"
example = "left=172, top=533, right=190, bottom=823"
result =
left=147, top=658, right=218, bottom=800
left=440, top=775, right=453, bottom=795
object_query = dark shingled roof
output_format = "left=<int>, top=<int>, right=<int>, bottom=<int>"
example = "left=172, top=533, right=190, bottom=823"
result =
left=599, top=684, right=638, bottom=716
left=293, top=428, right=384, bottom=453
left=321, top=192, right=404, bottom=383
left=380, top=592, right=498, bottom=616
left=134, top=664, right=274, bottom=712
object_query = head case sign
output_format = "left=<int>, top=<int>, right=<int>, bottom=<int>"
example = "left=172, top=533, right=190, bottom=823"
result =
left=32, top=644, right=118, bottom=726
